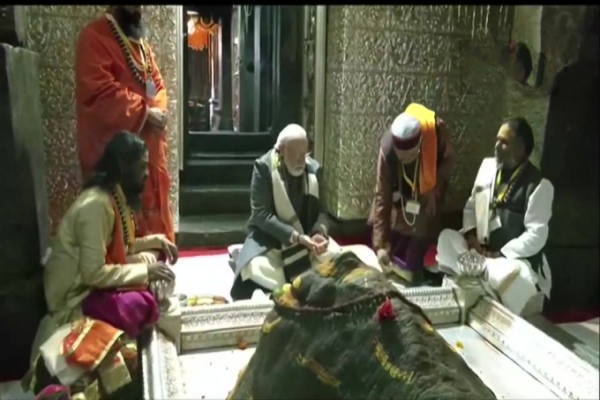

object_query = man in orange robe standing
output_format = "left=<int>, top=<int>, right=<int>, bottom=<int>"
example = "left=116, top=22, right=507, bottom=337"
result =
left=75, top=5, right=175, bottom=242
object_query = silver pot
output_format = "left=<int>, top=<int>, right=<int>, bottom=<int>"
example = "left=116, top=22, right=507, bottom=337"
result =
left=456, top=250, right=487, bottom=278
left=150, top=279, right=175, bottom=303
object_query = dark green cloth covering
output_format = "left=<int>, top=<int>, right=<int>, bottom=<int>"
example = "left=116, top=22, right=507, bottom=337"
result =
left=228, top=251, right=496, bottom=400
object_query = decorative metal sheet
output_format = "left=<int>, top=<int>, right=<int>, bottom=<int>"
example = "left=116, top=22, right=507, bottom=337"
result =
left=24, top=5, right=180, bottom=232
left=322, top=6, right=514, bottom=220
left=232, top=7, right=240, bottom=131
left=302, top=6, right=317, bottom=143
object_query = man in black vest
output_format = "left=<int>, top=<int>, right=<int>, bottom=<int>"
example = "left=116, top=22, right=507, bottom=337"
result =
left=436, top=117, right=554, bottom=315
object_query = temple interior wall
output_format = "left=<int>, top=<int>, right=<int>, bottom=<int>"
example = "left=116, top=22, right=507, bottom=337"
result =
left=22, top=5, right=180, bottom=233
left=16, top=6, right=594, bottom=229
left=18, top=6, right=599, bottom=298
left=322, top=6, right=512, bottom=219
left=320, top=5, right=599, bottom=313
left=321, top=5, right=594, bottom=222
left=0, top=4, right=597, bottom=380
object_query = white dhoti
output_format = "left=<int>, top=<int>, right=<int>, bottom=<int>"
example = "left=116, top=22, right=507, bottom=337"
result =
left=236, top=240, right=382, bottom=292
left=436, top=229, right=539, bottom=315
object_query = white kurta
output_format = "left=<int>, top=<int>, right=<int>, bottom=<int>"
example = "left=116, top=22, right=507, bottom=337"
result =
left=436, top=158, right=554, bottom=315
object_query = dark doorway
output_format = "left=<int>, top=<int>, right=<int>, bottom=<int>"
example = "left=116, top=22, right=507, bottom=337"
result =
left=181, top=6, right=302, bottom=187
left=179, top=6, right=304, bottom=228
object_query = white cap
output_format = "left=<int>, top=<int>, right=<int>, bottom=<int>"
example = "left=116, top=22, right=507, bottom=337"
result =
left=391, top=113, right=421, bottom=141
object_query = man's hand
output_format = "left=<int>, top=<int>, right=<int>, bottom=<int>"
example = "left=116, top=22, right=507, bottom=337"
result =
left=298, top=234, right=317, bottom=253
left=467, top=237, right=483, bottom=254
left=160, top=237, right=179, bottom=265
left=146, top=107, right=167, bottom=130
left=464, top=231, right=484, bottom=255
left=484, top=250, right=502, bottom=259
left=423, top=190, right=436, bottom=217
left=147, top=261, right=175, bottom=282
left=377, top=248, right=394, bottom=274
left=377, top=249, right=391, bottom=266
left=311, top=234, right=329, bottom=256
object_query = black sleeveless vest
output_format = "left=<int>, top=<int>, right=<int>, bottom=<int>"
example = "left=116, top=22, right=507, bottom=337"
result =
left=488, top=161, right=544, bottom=272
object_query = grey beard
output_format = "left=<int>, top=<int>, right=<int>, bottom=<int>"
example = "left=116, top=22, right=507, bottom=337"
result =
left=286, top=165, right=305, bottom=177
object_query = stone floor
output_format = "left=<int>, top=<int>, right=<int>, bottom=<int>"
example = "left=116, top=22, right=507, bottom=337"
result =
left=177, top=214, right=248, bottom=249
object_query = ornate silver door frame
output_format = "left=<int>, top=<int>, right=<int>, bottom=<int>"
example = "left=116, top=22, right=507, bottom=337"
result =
left=302, top=5, right=327, bottom=164
left=175, top=5, right=185, bottom=171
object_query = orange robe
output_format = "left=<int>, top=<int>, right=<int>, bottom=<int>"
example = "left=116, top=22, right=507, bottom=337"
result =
left=75, top=16, right=174, bottom=242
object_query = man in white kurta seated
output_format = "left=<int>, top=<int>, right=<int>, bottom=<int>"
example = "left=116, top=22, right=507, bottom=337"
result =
left=436, top=117, right=554, bottom=315
left=229, top=124, right=380, bottom=300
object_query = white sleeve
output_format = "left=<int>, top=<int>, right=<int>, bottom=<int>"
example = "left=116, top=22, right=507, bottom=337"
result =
left=461, top=189, right=477, bottom=233
left=461, top=159, right=492, bottom=233
left=501, top=179, right=554, bottom=259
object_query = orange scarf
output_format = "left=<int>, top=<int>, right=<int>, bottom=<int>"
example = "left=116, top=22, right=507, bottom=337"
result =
left=106, top=186, right=146, bottom=291
left=105, top=186, right=131, bottom=265
left=404, top=103, right=438, bottom=194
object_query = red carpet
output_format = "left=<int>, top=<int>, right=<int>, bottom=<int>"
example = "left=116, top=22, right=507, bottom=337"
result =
left=546, top=310, right=600, bottom=324
left=180, top=247, right=227, bottom=258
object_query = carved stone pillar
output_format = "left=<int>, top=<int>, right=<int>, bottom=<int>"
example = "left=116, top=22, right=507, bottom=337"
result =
left=322, top=6, right=512, bottom=220
left=0, top=44, right=48, bottom=380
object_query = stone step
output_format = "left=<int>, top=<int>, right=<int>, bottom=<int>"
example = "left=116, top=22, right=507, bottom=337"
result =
left=182, top=159, right=254, bottom=185
left=188, top=151, right=263, bottom=161
left=177, top=214, right=248, bottom=249
left=188, top=130, right=273, bottom=154
left=180, top=184, right=250, bottom=216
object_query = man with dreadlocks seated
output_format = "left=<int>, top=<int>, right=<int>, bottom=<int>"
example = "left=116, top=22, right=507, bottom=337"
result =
left=229, top=124, right=380, bottom=301
left=227, top=251, right=495, bottom=399
left=22, top=132, right=179, bottom=399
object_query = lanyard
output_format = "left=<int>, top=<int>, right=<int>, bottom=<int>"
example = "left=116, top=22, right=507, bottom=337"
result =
left=106, top=14, right=150, bottom=74
left=401, top=157, right=420, bottom=198
left=493, top=163, right=524, bottom=205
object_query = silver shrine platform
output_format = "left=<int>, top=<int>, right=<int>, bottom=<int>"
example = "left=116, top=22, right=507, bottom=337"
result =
left=142, top=285, right=599, bottom=400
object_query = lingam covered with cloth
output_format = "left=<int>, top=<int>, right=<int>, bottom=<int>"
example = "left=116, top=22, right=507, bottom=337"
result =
left=227, top=252, right=494, bottom=399
left=142, top=252, right=598, bottom=400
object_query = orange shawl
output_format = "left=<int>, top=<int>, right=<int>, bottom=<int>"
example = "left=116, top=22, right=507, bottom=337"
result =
left=404, top=103, right=438, bottom=194
left=107, top=190, right=146, bottom=292
left=106, top=196, right=128, bottom=266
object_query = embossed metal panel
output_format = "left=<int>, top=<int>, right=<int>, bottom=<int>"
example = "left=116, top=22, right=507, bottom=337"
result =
left=323, top=6, right=513, bottom=220
left=302, top=6, right=316, bottom=143
left=25, top=5, right=179, bottom=231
